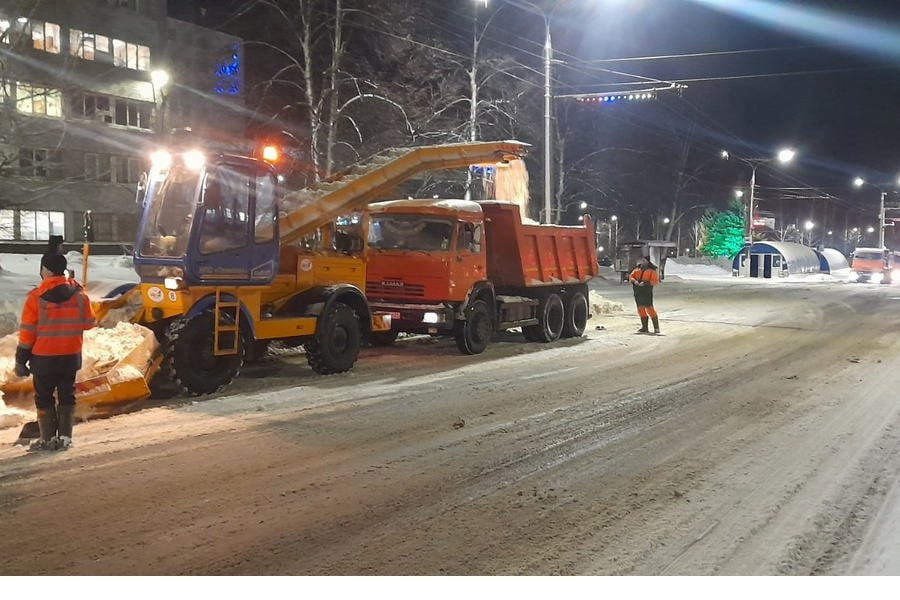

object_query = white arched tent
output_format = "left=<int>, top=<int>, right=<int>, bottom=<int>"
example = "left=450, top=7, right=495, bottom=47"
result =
left=731, top=242, right=821, bottom=278
left=816, top=248, right=850, bottom=274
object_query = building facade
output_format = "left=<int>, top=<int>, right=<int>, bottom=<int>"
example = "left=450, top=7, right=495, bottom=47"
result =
left=0, top=0, right=245, bottom=250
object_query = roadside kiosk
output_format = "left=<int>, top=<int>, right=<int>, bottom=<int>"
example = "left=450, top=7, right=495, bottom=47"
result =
left=614, top=240, right=677, bottom=283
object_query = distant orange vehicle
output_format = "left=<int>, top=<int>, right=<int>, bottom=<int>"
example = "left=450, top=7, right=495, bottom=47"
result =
left=849, top=247, right=894, bottom=283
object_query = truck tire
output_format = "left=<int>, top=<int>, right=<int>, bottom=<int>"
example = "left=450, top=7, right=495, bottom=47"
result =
left=369, top=329, right=399, bottom=347
left=562, top=289, right=589, bottom=338
left=455, top=299, right=493, bottom=355
left=169, top=312, right=243, bottom=395
left=522, top=293, right=564, bottom=343
left=305, top=302, right=362, bottom=374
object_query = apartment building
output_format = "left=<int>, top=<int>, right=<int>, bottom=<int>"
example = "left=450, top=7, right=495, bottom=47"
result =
left=0, top=0, right=245, bottom=250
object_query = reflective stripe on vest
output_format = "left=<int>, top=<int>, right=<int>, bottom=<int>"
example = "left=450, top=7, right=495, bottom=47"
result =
left=32, top=293, right=91, bottom=356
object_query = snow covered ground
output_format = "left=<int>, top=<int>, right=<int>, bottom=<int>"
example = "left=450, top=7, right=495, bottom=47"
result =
left=1, top=251, right=899, bottom=577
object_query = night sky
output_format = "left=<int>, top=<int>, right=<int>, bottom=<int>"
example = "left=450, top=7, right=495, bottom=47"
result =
left=171, top=0, right=900, bottom=243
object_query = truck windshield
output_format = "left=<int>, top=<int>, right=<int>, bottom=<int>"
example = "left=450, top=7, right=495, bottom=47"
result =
left=853, top=251, right=882, bottom=261
left=369, top=215, right=452, bottom=251
left=139, top=165, right=201, bottom=258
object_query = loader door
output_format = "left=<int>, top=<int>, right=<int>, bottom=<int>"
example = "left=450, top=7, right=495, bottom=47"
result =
left=193, top=164, right=278, bottom=284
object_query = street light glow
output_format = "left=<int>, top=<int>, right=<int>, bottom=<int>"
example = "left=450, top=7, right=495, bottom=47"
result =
left=720, top=150, right=729, bottom=160
left=663, top=217, right=671, bottom=224
left=777, top=148, right=796, bottom=164
left=151, top=69, right=170, bottom=90
left=579, top=201, right=588, bottom=209
left=804, top=220, right=814, bottom=231
left=735, top=189, right=744, bottom=198
left=853, top=177, right=865, bottom=188
left=610, top=215, right=617, bottom=222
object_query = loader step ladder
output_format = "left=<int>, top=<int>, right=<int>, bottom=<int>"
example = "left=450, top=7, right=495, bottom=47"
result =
left=214, top=289, right=241, bottom=356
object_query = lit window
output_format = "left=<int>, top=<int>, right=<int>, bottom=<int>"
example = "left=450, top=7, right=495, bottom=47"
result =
left=47, top=22, right=60, bottom=52
left=127, top=42, right=137, bottom=69
left=31, top=20, right=43, bottom=50
left=15, top=83, right=61, bottom=117
left=0, top=18, right=11, bottom=42
left=113, top=38, right=126, bottom=66
left=137, top=44, right=150, bottom=71
left=18, top=211, right=65, bottom=241
left=83, top=34, right=95, bottom=60
left=0, top=210, right=14, bottom=240
left=95, top=34, right=109, bottom=54
left=31, top=21, right=59, bottom=52
left=69, top=29, right=81, bottom=56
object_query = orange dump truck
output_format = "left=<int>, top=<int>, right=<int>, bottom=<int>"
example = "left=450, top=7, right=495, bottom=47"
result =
left=365, top=199, right=598, bottom=354
left=849, top=247, right=895, bottom=284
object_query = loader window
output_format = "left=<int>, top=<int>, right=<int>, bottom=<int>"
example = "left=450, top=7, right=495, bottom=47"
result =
left=254, top=172, right=276, bottom=243
left=199, top=166, right=250, bottom=254
left=138, top=165, right=199, bottom=258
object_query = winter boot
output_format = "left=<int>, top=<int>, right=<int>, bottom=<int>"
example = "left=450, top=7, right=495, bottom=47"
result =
left=28, top=407, right=57, bottom=452
left=652, top=317, right=660, bottom=334
left=55, top=405, right=75, bottom=451
left=637, top=316, right=650, bottom=333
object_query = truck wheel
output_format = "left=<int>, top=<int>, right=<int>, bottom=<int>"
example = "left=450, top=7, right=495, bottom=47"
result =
left=369, top=329, right=399, bottom=347
left=305, top=302, right=361, bottom=374
left=522, top=293, right=564, bottom=343
left=169, top=312, right=243, bottom=395
left=455, top=299, right=493, bottom=355
left=562, top=290, right=589, bottom=338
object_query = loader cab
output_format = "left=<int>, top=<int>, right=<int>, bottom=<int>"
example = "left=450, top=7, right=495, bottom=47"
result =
left=134, top=151, right=279, bottom=286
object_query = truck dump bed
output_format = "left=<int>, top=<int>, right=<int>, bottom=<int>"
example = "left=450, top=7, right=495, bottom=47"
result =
left=481, top=202, right=598, bottom=288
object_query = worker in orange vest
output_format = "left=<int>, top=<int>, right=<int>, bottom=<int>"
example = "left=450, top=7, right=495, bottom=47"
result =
left=15, top=253, right=96, bottom=451
left=628, top=255, right=660, bottom=334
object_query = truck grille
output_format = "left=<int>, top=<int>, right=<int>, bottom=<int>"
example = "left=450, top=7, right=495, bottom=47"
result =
left=366, top=281, right=426, bottom=298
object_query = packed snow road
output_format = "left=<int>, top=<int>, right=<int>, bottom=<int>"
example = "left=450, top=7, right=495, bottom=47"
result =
left=1, top=272, right=899, bottom=575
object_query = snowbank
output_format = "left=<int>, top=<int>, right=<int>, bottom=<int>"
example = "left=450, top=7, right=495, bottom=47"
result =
left=0, top=252, right=138, bottom=336
left=589, top=290, right=624, bottom=315
left=665, top=259, right=733, bottom=279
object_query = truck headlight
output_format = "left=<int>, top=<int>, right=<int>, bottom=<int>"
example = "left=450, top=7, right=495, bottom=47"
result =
left=422, top=312, right=440, bottom=324
left=871, top=272, right=883, bottom=284
left=848, top=271, right=859, bottom=282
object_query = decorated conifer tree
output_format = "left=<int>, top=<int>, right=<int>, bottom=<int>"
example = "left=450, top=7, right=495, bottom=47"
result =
left=699, top=202, right=745, bottom=258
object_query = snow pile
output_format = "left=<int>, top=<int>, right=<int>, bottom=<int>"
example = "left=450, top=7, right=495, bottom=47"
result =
left=665, top=259, right=733, bottom=279
left=0, top=321, right=149, bottom=395
left=589, top=290, right=624, bottom=315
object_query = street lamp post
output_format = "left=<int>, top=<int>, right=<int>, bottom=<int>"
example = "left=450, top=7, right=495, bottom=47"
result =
left=503, top=0, right=554, bottom=223
left=803, top=219, right=815, bottom=246
left=852, top=177, right=890, bottom=249
left=722, top=148, right=796, bottom=276
left=610, top=214, right=618, bottom=251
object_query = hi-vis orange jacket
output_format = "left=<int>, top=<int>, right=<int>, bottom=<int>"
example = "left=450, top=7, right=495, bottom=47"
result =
left=17, top=275, right=96, bottom=358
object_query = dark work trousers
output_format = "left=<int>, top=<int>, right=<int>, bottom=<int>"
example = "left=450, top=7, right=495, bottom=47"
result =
left=33, top=370, right=77, bottom=411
